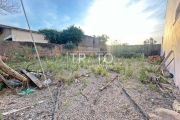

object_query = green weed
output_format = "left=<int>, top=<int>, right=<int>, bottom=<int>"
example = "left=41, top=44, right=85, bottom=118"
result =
left=0, top=113, right=3, bottom=120
left=138, top=67, right=148, bottom=82
left=138, top=86, right=144, bottom=93
left=82, top=78, right=87, bottom=86
left=125, top=67, right=133, bottom=77
left=148, top=82, right=157, bottom=91
left=74, top=71, right=80, bottom=78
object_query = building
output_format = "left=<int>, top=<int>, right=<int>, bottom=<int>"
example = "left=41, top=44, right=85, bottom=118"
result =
left=0, top=24, right=48, bottom=43
left=78, top=35, right=100, bottom=52
left=162, top=0, right=180, bottom=88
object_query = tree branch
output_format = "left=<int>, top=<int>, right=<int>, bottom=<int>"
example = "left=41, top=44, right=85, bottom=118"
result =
left=0, top=0, right=20, bottom=15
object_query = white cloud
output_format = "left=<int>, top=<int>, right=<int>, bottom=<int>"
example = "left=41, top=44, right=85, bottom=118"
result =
left=81, top=0, right=164, bottom=45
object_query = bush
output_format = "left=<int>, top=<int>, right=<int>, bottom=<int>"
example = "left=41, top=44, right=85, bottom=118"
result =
left=39, top=25, right=84, bottom=45
left=65, top=41, right=76, bottom=49
left=111, top=45, right=141, bottom=58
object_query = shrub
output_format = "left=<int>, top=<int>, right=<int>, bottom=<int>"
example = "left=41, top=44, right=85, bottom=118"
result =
left=65, top=41, right=76, bottom=49
left=111, top=45, right=141, bottom=58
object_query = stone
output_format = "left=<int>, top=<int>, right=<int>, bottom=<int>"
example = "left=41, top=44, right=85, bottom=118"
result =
left=155, top=108, right=180, bottom=120
left=172, top=100, right=180, bottom=112
left=148, top=113, right=163, bottom=120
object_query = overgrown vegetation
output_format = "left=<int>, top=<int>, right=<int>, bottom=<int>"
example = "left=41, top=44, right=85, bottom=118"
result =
left=5, top=52, right=161, bottom=93
left=39, top=25, right=84, bottom=46
left=65, top=41, right=76, bottom=49
left=110, top=44, right=142, bottom=58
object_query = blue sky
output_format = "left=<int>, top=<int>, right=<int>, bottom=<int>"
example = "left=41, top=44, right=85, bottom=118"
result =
left=0, top=0, right=167, bottom=44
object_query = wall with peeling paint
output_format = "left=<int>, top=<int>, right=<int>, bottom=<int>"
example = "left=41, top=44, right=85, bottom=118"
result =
left=162, top=0, right=180, bottom=87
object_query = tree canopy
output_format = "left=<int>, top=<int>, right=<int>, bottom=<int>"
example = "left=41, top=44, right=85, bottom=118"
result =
left=97, top=34, right=109, bottom=42
left=39, top=25, right=84, bottom=46
left=144, top=37, right=157, bottom=45
left=39, top=29, right=60, bottom=44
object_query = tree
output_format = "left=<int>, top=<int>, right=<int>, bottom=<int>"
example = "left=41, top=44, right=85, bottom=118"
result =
left=144, top=37, right=157, bottom=45
left=39, top=25, right=84, bottom=46
left=60, top=25, right=84, bottom=46
left=0, top=0, right=20, bottom=15
left=39, top=29, right=60, bottom=44
left=144, top=37, right=157, bottom=56
left=97, top=34, right=109, bottom=43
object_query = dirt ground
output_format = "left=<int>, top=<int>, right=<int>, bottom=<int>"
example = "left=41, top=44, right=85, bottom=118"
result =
left=0, top=59, right=180, bottom=120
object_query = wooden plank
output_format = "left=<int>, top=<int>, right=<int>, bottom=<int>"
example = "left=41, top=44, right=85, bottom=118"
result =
left=21, top=69, right=43, bottom=89
left=99, top=75, right=118, bottom=91
left=0, top=74, right=13, bottom=89
left=156, top=50, right=173, bottom=71
left=0, top=56, right=28, bottom=82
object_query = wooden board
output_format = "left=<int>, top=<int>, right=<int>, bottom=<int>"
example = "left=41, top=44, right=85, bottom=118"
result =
left=156, top=50, right=173, bottom=72
left=21, top=69, right=43, bottom=89
left=0, top=74, right=13, bottom=89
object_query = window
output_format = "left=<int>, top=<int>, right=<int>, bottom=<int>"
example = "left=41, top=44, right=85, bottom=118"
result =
left=175, top=3, right=180, bottom=23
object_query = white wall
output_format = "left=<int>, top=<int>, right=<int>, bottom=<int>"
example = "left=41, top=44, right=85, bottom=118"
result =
left=11, top=29, right=48, bottom=43
left=162, top=0, right=180, bottom=88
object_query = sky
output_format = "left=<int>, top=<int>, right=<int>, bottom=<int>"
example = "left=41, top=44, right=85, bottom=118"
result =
left=0, top=0, right=167, bottom=45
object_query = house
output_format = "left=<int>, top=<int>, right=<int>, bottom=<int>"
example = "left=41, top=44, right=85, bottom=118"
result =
left=0, top=24, right=48, bottom=43
left=162, top=0, right=180, bottom=88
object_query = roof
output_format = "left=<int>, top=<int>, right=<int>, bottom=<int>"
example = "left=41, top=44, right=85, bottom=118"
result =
left=0, top=24, right=42, bottom=34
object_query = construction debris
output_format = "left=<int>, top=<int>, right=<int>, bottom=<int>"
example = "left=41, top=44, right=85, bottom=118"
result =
left=161, top=69, right=173, bottom=78
left=156, top=50, right=173, bottom=72
left=0, top=56, right=28, bottom=83
left=0, top=74, right=13, bottom=90
left=21, top=69, right=43, bottom=89
left=18, top=88, right=36, bottom=96
left=9, top=79, right=22, bottom=87
left=148, top=55, right=161, bottom=62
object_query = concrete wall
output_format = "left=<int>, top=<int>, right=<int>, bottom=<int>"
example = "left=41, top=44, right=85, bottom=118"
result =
left=79, top=35, right=99, bottom=48
left=77, top=35, right=100, bottom=52
left=11, top=29, right=48, bottom=43
left=0, top=41, right=100, bottom=59
left=107, top=44, right=161, bottom=56
left=0, top=41, right=62, bottom=60
left=162, top=0, right=180, bottom=87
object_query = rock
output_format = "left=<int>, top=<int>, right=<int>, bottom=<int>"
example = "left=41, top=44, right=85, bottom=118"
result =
left=172, top=100, right=180, bottom=113
left=74, top=79, right=80, bottom=83
left=148, top=113, right=163, bottom=120
left=155, top=108, right=180, bottom=120
left=43, top=78, right=52, bottom=86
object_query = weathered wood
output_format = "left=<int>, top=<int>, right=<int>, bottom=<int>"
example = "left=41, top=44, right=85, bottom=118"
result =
left=0, top=74, right=13, bottom=89
left=0, top=56, right=28, bottom=82
left=159, top=75, right=173, bottom=85
left=145, top=71, right=158, bottom=84
left=21, top=69, right=43, bottom=89
left=166, top=58, right=174, bottom=69
left=99, top=75, right=118, bottom=91
left=156, top=50, right=173, bottom=72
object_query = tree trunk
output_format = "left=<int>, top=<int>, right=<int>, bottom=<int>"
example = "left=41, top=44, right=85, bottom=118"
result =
left=0, top=56, right=28, bottom=82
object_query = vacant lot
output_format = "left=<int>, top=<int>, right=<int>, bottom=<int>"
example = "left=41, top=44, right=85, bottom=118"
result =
left=0, top=55, right=180, bottom=120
